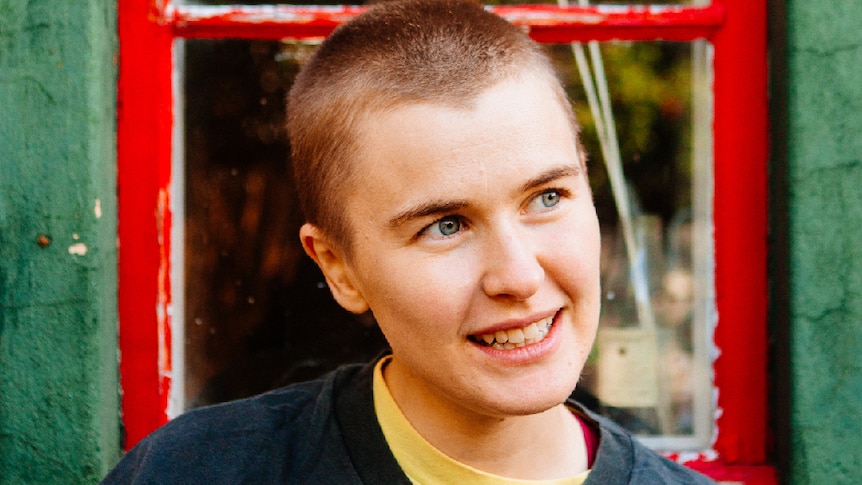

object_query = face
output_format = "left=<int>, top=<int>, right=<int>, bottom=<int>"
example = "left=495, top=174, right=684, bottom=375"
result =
left=308, top=74, right=601, bottom=423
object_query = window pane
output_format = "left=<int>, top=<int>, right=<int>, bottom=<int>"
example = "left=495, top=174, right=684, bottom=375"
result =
left=182, top=39, right=387, bottom=409
left=181, top=37, right=713, bottom=448
left=546, top=40, right=714, bottom=449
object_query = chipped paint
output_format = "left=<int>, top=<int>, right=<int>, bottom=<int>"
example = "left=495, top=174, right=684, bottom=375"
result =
left=94, top=198, right=102, bottom=219
left=156, top=187, right=173, bottom=411
left=117, top=0, right=176, bottom=448
left=665, top=449, right=719, bottom=465
left=171, top=4, right=363, bottom=24
left=167, top=3, right=724, bottom=43
left=68, top=242, right=88, bottom=256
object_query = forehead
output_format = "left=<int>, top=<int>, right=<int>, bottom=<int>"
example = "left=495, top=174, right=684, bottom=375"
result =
left=366, top=74, right=573, bottom=158
left=345, top=74, right=581, bottom=213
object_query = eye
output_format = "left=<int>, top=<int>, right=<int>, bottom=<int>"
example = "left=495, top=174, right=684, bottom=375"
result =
left=422, top=215, right=463, bottom=239
left=526, top=189, right=564, bottom=212
left=540, top=190, right=560, bottom=208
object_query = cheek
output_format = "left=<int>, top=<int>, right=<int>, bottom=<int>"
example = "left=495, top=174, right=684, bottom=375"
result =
left=546, top=224, right=601, bottom=281
left=363, top=254, right=477, bottom=331
left=545, top=215, right=602, bottom=311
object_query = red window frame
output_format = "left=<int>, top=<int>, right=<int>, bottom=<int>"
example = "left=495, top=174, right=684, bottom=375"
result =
left=117, top=1, right=772, bottom=482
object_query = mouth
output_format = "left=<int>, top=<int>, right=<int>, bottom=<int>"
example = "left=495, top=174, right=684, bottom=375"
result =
left=468, top=314, right=555, bottom=350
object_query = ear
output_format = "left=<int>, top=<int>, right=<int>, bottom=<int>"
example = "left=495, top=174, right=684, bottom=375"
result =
left=299, top=223, right=370, bottom=314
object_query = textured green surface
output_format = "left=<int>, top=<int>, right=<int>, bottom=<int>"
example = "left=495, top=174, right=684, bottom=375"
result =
left=785, top=1, right=862, bottom=483
left=0, top=1, right=119, bottom=483
left=1, top=0, right=862, bottom=483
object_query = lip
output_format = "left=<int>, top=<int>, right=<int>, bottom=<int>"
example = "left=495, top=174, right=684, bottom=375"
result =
left=468, top=309, right=563, bottom=364
left=470, top=309, right=559, bottom=337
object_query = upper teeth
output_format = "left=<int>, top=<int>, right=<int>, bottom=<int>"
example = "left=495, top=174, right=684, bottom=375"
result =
left=475, top=316, right=553, bottom=350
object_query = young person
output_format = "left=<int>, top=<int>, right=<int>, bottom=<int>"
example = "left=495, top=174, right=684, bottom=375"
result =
left=103, top=1, right=714, bottom=483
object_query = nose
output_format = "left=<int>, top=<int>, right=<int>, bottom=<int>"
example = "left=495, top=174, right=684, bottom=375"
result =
left=480, top=225, right=544, bottom=301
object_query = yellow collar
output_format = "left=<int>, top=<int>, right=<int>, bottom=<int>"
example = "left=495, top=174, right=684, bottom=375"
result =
left=372, top=357, right=589, bottom=485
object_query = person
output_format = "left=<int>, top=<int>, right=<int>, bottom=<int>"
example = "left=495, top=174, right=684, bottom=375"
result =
left=102, top=0, right=714, bottom=483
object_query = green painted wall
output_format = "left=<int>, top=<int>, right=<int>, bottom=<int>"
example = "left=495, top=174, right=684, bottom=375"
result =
left=1, top=0, right=862, bottom=483
left=0, top=1, right=119, bottom=483
left=776, top=1, right=862, bottom=483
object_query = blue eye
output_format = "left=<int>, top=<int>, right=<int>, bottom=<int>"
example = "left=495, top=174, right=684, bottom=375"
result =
left=527, top=189, right=562, bottom=212
left=523, top=188, right=567, bottom=214
left=540, top=190, right=560, bottom=208
left=421, top=215, right=462, bottom=239
left=434, top=216, right=461, bottom=237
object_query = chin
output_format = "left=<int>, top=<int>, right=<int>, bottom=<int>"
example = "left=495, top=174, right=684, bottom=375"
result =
left=482, top=382, right=578, bottom=418
left=484, top=398, right=568, bottom=420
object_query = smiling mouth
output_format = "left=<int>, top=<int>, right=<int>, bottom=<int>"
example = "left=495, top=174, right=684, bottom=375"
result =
left=469, top=315, right=554, bottom=350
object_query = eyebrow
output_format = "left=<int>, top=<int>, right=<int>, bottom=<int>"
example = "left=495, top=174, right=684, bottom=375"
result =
left=385, top=163, right=583, bottom=229
left=518, top=164, right=582, bottom=194
left=386, top=199, right=469, bottom=229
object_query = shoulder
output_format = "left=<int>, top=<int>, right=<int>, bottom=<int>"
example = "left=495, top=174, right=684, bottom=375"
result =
left=572, top=403, right=715, bottom=484
left=102, top=364, right=367, bottom=484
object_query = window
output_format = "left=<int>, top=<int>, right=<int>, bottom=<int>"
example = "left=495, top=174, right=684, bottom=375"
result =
left=118, top=1, right=772, bottom=481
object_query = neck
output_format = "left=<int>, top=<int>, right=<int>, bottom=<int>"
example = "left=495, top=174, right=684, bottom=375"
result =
left=383, top=360, right=588, bottom=480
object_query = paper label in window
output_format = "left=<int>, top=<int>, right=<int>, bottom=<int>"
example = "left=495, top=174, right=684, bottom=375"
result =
left=595, top=327, right=660, bottom=408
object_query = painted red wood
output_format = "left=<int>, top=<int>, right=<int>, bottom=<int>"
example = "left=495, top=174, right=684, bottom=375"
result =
left=499, top=4, right=724, bottom=43
left=118, top=0, right=175, bottom=449
left=689, top=463, right=778, bottom=484
left=710, top=0, right=770, bottom=466
left=168, top=4, right=724, bottom=42
left=118, top=1, right=774, bottom=481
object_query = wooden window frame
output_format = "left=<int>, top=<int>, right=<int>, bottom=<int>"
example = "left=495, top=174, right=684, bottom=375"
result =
left=117, top=1, right=772, bottom=481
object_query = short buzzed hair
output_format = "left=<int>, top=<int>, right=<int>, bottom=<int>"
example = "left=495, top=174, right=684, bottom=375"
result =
left=287, top=0, right=577, bottom=254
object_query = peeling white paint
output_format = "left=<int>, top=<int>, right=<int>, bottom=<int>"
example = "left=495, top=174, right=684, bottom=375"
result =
left=176, top=4, right=362, bottom=23
left=671, top=449, right=718, bottom=465
left=72, top=233, right=80, bottom=240
left=68, top=242, right=88, bottom=256
left=94, top=199, right=102, bottom=219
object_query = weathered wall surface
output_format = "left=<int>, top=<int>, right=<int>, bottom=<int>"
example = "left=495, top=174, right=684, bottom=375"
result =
left=0, top=1, right=119, bottom=482
left=780, top=1, right=862, bottom=483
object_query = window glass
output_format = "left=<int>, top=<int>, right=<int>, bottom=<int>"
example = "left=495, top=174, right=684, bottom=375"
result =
left=181, top=37, right=713, bottom=448
left=547, top=40, right=713, bottom=448
left=182, top=39, right=387, bottom=409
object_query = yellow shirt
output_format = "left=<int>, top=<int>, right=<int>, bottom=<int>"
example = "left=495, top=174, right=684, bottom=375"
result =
left=372, top=357, right=589, bottom=485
